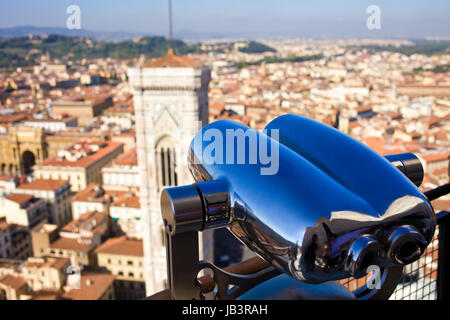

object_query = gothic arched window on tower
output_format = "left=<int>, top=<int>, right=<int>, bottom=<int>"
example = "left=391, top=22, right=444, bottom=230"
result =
left=156, top=136, right=178, bottom=189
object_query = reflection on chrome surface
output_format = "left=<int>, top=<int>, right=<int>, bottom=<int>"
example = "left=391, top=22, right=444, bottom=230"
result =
left=163, top=114, right=435, bottom=283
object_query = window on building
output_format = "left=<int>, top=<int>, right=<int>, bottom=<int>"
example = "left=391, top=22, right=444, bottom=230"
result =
left=156, top=136, right=178, bottom=189
left=161, top=227, right=166, bottom=246
left=127, top=260, right=133, bottom=266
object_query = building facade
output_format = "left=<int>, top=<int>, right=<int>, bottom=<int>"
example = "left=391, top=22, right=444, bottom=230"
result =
left=128, top=50, right=212, bottom=295
left=0, top=126, right=47, bottom=176
left=33, top=141, right=124, bottom=192
left=0, top=194, right=47, bottom=229
left=51, top=95, right=113, bottom=126
left=101, top=148, right=140, bottom=192
left=95, top=236, right=145, bottom=300
left=15, top=179, right=72, bottom=227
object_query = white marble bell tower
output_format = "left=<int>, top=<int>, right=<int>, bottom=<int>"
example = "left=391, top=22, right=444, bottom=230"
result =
left=128, top=50, right=213, bottom=295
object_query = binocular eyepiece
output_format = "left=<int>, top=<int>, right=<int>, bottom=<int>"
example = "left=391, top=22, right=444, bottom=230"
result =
left=161, top=114, right=435, bottom=282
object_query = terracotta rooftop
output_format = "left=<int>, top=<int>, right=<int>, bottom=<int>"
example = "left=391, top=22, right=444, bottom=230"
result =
left=61, top=210, right=108, bottom=235
left=114, top=148, right=137, bottom=166
left=362, top=137, right=420, bottom=155
left=17, top=179, right=69, bottom=191
left=23, top=257, right=69, bottom=271
left=6, top=193, right=35, bottom=206
left=62, top=272, right=115, bottom=300
left=71, top=184, right=126, bottom=203
left=95, top=236, right=143, bottom=257
left=30, top=289, right=61, bottom=300
left=112, top=195, right=140, bottom=208
left=422, top=152, right=450, bottom=163
left=0, top=274, right=27, bottom=290
left=143, top=49, right=199, bottom=68
left=50, top=237, right=92, bottom=253
left=36, top=141, right=123, bottom=169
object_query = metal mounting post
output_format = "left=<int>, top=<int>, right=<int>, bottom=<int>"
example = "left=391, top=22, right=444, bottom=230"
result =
left=165, top=231, right=202, bottom=300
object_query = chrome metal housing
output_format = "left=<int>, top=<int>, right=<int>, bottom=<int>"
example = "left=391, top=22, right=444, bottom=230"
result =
left=186, top=114, right=436, bottom=283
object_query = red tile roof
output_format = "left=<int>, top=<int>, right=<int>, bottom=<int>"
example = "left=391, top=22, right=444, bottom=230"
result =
left=61, top=210, right=108, bottom=235
left=114, top=148, right=137, bottom=166
left=143, top=49, right=199, bottom=68
left=62, top=272, right=115, bottom=300
left=422, top=152, right=450, bottom=163
left=6, top=193, right=35, bottom=205
left=95, top=236, right=143, bottom=257
left=112, top=195, right=140, bottom=209
left=71, top=184, right=126, bottom=203
left=17, top=179, right=69, bottom=191
left=37, top=141, right=123, bottom=169
left=0, top=274, right=27, bottom=290
left=50, top=237, right=92, bottom=253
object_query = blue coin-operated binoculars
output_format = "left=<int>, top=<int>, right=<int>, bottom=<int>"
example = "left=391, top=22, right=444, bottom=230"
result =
left=160, top=114, right=436, bottom=300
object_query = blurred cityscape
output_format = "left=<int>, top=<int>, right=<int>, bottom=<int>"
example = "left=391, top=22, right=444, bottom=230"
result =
left=0, top=33, right=449, bottom=300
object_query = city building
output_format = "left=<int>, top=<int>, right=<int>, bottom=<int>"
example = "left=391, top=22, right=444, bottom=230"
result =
left=95, top=236, right=145, bottom=300
left=51, top=95, right=113, bottom=126
left=33, top=141, right=124, bottom=192
left=62, top=271, right=115, bottom=300
left=23, top=115, right=78, bottom=132
left=100, top=103, right=135, bottom=130
left=30, top=223, right=59, bottom=258
left=45, top=130, right=109, bottom=158
left=14, top=179, right=72, bottom=227
left=0, top=274, right=27, bottom=300
left=21, top=256, right=70, bottom=291
left=71, top=184, right=126, bottom=220
left=0, top=256, right=114, bottom=300
left=109, top=194, right=142, bottom=239
left=31, top=211, right=109, bottom=269
left=0, top=219, right=12, bottom=259
left=0, top=126, right=46, bottom=175
left=0, top=194, right=47, bottom=229
left=5, top=224, right=32, bottom=260
left=101, top=148, right=140, bottom=192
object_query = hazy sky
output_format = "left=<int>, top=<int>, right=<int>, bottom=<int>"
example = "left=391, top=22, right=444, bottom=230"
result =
left=1, top=0, right=449, bottom=38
